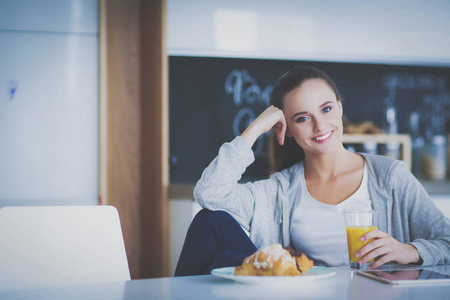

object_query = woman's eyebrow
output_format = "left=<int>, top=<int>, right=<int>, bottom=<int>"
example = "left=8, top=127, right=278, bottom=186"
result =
left=290, top=101, right=335, bottom=120
left=320, top=101, right=334, bottom=107
left=291, top=111, right=308, bottom=120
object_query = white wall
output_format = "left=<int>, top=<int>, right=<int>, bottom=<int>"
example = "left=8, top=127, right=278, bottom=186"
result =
left=431, top=195, right=450, bottom=218
left=167, top=0, right=450, bottom=66
left=0, top=0, right=98, bottom=206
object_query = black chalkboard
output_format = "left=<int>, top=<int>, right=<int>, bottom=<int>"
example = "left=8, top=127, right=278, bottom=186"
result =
left=169, top=56, right=450, bottom=184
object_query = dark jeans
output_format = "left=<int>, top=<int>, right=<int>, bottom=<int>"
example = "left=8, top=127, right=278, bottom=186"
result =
left=174, top=209, right=257, bottom=276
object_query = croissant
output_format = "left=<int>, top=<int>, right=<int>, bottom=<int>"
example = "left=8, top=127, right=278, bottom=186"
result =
left=234, top=244, right=313, bottom=276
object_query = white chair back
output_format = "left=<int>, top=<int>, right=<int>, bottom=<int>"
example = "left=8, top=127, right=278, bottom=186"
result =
left=0, top=205, right=130, bottom=291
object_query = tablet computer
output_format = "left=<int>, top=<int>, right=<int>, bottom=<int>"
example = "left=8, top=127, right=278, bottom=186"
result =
left=356, top=269, right=450, bottom=285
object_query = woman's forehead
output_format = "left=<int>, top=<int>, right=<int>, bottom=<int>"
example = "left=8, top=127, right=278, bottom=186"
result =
left=282, top=79, right=337, bottom=108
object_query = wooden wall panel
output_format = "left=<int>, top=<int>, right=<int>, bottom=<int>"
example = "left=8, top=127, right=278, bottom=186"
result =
left=99, top=0, right=168, bottom=278
left=140, top=0, right=169, bottom=278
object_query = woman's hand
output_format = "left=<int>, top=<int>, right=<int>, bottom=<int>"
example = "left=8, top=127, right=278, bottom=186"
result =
left=355, top=229, right=422, bottom=269
left=240, top=105, right=287, bottom=147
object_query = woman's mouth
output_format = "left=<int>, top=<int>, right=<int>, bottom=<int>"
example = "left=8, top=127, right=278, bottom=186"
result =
left=312, top=131, right=333, bottom=142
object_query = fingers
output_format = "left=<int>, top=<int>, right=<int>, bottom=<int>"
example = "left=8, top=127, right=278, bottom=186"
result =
left=275, top=116, right=287, bottom=145
left=360, top=229, right=385, bottom=241
left=355, top=230, right=391, bottom=268
left=261, top=105, right=287, bottom=145
left=369, top=254, right=393, bottom=269
left=354, top=231, right=420, bottom=269
left=355, top=229, right=385, bottom=259
left=356, top=239, right=386, bottom=260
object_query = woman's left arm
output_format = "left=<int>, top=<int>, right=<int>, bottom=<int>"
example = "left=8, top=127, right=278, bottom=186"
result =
left=357, top=161, right=450, bottom=268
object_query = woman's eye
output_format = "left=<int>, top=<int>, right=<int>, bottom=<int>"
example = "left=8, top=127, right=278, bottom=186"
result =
left=295, top=116, right=308, bottom=123
left=322, top=106, right=332, bottom=113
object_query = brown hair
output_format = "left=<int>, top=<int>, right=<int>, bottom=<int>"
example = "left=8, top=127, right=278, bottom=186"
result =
left=268, top=65, right=342, bottom=174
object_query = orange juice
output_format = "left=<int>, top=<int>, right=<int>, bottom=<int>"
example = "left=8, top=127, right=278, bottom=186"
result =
left=346, top=226, right=378, bottom=263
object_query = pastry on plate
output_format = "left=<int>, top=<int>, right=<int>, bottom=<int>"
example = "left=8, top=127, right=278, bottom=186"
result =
left=234, top=243, right=313, bottom=276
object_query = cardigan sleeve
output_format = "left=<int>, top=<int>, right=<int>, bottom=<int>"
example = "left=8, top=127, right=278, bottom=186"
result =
left=193, top=136, right=257, bottom=231
left=387, top=161, right=450, bottom=266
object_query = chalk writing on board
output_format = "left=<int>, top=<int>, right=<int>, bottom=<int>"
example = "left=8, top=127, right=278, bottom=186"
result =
left=225, top=70, right=273, bottom=156
left=382, top=73, right=446, bottom=94
left=8, top=80, right=18, bottom=100
left=382, top=73, right=449, bottom=136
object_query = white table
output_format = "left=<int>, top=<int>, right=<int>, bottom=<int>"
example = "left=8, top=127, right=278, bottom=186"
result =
left=2, top=265, right=450, bottom=300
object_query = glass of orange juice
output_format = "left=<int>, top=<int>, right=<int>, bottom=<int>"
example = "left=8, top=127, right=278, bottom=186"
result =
left=344, top=210, right=378, bottom=269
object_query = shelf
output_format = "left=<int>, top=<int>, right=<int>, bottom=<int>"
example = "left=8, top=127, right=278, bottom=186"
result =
left=420, top=180, right=450, bottom=195
left=342, top=134, right=411, bottom=171
left=169, top=184, right=195, bottom=200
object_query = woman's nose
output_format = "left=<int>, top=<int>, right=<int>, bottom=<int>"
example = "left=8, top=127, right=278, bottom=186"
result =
left=312, top=117, right=324, bottom=132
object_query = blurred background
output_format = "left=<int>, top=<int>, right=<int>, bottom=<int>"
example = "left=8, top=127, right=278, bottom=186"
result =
left=1, top=0, right=449, bottom=279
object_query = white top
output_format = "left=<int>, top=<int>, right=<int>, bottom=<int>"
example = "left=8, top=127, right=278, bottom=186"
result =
left=290, top=163, right=371, bottom=267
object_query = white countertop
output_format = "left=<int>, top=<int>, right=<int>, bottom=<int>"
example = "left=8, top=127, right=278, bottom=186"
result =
left=2, top=265, right=450, bottom=300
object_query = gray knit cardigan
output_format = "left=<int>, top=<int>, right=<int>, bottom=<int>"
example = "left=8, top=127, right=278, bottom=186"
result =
left=194, top=136, right=450, bottom=266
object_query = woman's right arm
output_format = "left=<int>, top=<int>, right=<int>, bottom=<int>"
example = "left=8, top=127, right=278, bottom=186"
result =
left=241, top=105, right=287, bottom=147
left=194, top=106, right=287, bottom=229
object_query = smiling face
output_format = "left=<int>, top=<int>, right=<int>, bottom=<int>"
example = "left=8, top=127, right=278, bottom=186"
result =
left=283, top=78, right=343, bottom=157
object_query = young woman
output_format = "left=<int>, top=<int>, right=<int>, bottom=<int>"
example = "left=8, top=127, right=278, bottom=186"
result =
left=174, top=65, right=450, bottom=276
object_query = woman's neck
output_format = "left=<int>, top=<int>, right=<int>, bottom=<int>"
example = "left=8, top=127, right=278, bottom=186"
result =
left=303, top=147, right=361, bottom=181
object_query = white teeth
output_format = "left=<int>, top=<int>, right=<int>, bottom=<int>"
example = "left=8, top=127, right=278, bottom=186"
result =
left=313, top=131, right=332, bottom=141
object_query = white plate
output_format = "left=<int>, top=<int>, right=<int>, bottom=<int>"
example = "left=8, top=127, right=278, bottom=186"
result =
left=211, top=266, right=336, bottom=285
